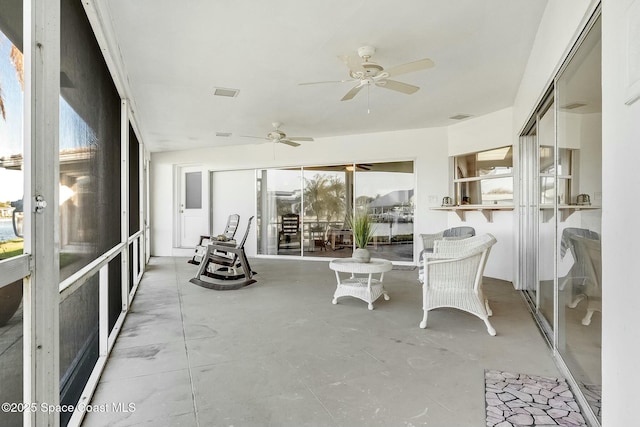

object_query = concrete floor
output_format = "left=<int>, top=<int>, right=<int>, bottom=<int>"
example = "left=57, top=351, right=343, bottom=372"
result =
left=82, top=256, right=561, bottom=427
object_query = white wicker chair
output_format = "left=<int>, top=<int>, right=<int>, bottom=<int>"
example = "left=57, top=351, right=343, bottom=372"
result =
left=419, top=233, right=498, bottom=336
left=418, top=227, right=475, bottom=284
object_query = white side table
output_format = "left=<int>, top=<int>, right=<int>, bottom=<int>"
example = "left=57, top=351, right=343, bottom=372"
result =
left=329, top=258, right=393, bottom=310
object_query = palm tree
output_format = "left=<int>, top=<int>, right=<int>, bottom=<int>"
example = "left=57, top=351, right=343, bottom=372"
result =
left=303, top=174, right=346, bottom=226
left=324, top=176, right=346, bottom=223
left=303, top=174, right=328, bottom=226
left=0, top=43, right=23, bottom=121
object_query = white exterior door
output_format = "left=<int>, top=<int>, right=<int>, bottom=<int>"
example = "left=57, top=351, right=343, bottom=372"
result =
left=178, top=166, right=208, bottom=248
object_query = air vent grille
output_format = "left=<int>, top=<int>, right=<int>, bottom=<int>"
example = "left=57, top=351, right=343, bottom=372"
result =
left=216, top=132, right=232, bottom=137
left=213, top=87, right=239, bottom=97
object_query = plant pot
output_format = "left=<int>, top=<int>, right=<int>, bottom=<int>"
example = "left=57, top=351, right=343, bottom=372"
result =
left=0, top=280, right=23, bottom=327
left=353, top=248, right=371, bottom=263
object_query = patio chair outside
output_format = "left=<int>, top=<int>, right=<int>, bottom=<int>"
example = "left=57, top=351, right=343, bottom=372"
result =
left=420, top=233, right=497, bottom=336
left=278, top=213, right=301, bottom=251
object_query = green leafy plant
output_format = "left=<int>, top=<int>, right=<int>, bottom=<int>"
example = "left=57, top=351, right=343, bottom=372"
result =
left=349, top=212, right=374, bottom=249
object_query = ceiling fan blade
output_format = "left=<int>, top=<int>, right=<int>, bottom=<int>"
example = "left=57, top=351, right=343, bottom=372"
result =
left=280, top=139, right=301, bottom=147
left=341, top=84, right=364, bottom=101
left=376, top=79, right=420, bottom=95
left=299, top=79, right=353, bottom=86
left=385, top=58, right=435, bottom=78
left=339, top=55, right=365, bottom=74
left=240, top=135, right=269, bottom=140
left=287, top=136, right=314, bottom=142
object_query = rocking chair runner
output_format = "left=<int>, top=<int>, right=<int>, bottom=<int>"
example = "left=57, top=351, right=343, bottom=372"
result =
left=189, top=216, right=256, bottom=290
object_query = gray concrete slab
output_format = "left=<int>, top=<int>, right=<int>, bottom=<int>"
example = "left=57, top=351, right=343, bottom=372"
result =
left=82, top=256, right=560, bottom=427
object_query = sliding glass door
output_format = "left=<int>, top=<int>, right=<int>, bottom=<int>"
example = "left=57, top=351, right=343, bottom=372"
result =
left=519, top=14, right=602, bottom=426
left=556, top=17, right=602, bottom=422
left=354, top=161, right=414, bottom=262
left=256, top=161, right=414, bottom=262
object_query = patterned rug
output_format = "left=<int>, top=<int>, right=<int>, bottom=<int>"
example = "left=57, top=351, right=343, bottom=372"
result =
left=485, top=370, right=586, bottom=426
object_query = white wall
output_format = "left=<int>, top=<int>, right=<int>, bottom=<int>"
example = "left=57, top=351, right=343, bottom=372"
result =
left=151, top=111, right=519, bottom=281
left=149, top=161, right=174, bottom=256
left=602, top=0, right=640, bottom=425
left=447, top=107, right=514, bottom=156
left=446, top=107, right=516, bottom=281
left=151, top=127, right=452, bottom=262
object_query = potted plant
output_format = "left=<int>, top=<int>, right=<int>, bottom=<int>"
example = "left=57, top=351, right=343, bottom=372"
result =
left=350, top=212, right=374, bottom=263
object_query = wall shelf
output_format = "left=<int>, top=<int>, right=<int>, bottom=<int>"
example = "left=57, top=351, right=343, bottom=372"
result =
left=430, top=205, right=514, bottom=222
left=539, top=205, right=601, bottom=222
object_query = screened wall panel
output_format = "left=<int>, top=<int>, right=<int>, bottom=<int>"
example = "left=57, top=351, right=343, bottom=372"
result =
left=129, top=125, right=140, bottom=234
left=109, top=253, right=123, bottom=332
left=0, top=2, right=25, bottom=425
left=59, top=0, right=122, bottom=422
left=59, top=277, right=99, bottom=426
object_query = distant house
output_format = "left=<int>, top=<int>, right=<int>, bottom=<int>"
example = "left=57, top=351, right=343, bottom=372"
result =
left=0, top=206, right=14, bottom=218
left=367, top=189, right=414, bottom=222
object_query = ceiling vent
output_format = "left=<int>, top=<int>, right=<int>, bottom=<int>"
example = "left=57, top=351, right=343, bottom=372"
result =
left=213, top=87, right=239, bottom=98
left=449, top=114, right=473, bottom=120
left=215, top=132, right=232, bottom=137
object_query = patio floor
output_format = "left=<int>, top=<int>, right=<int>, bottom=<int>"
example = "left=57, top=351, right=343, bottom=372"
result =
left=81, top=256, right=561, bottom=427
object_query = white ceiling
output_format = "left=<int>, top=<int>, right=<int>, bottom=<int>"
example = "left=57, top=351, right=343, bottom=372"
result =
left=97, top=0, right=548, bottom=153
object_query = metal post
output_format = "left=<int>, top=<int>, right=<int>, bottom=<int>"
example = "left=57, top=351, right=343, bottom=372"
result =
left=22, top=0, right=61, bottom=425
left=120, top=100, right=130, bottom=310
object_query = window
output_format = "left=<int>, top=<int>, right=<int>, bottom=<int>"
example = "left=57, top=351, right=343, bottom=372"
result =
left=453, top=146, right=513, bottom=205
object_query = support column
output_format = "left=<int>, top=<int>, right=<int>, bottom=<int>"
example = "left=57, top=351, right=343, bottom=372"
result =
left=23, top=0, right=61, bottom=425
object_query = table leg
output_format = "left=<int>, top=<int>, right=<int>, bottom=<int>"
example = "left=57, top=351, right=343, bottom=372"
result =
left=379, top=272, right=390, bottom=301
left=367, top=273, right=374, bottom=310
left=332, top=270, right=341, bottom=304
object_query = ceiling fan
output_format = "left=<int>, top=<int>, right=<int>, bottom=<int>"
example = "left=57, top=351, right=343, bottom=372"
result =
left=300, top=45, right=435, bottom=101
left=241, top=122, right=314, bottom=147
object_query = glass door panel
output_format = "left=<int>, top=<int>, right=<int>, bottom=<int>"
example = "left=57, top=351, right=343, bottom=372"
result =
left=537, top=105, right=556, bottom=332
left=556, top=17, right=602, bottom=422
left=256, top=168, right=302, bottom=256
left=354, top=161, right=414, bottom=262
left=302, top=166, right=349, bottom=257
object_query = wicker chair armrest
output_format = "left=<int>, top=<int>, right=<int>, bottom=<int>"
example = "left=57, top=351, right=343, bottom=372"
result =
left=420, top=232, right=445, bottom=251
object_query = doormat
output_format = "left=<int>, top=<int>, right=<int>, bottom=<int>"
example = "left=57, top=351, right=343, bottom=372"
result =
left=485, top=370, right=586, bottom=426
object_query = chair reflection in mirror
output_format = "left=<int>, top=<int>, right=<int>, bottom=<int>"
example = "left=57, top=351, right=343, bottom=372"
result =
left=560, top=228, right=601, bottom=326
